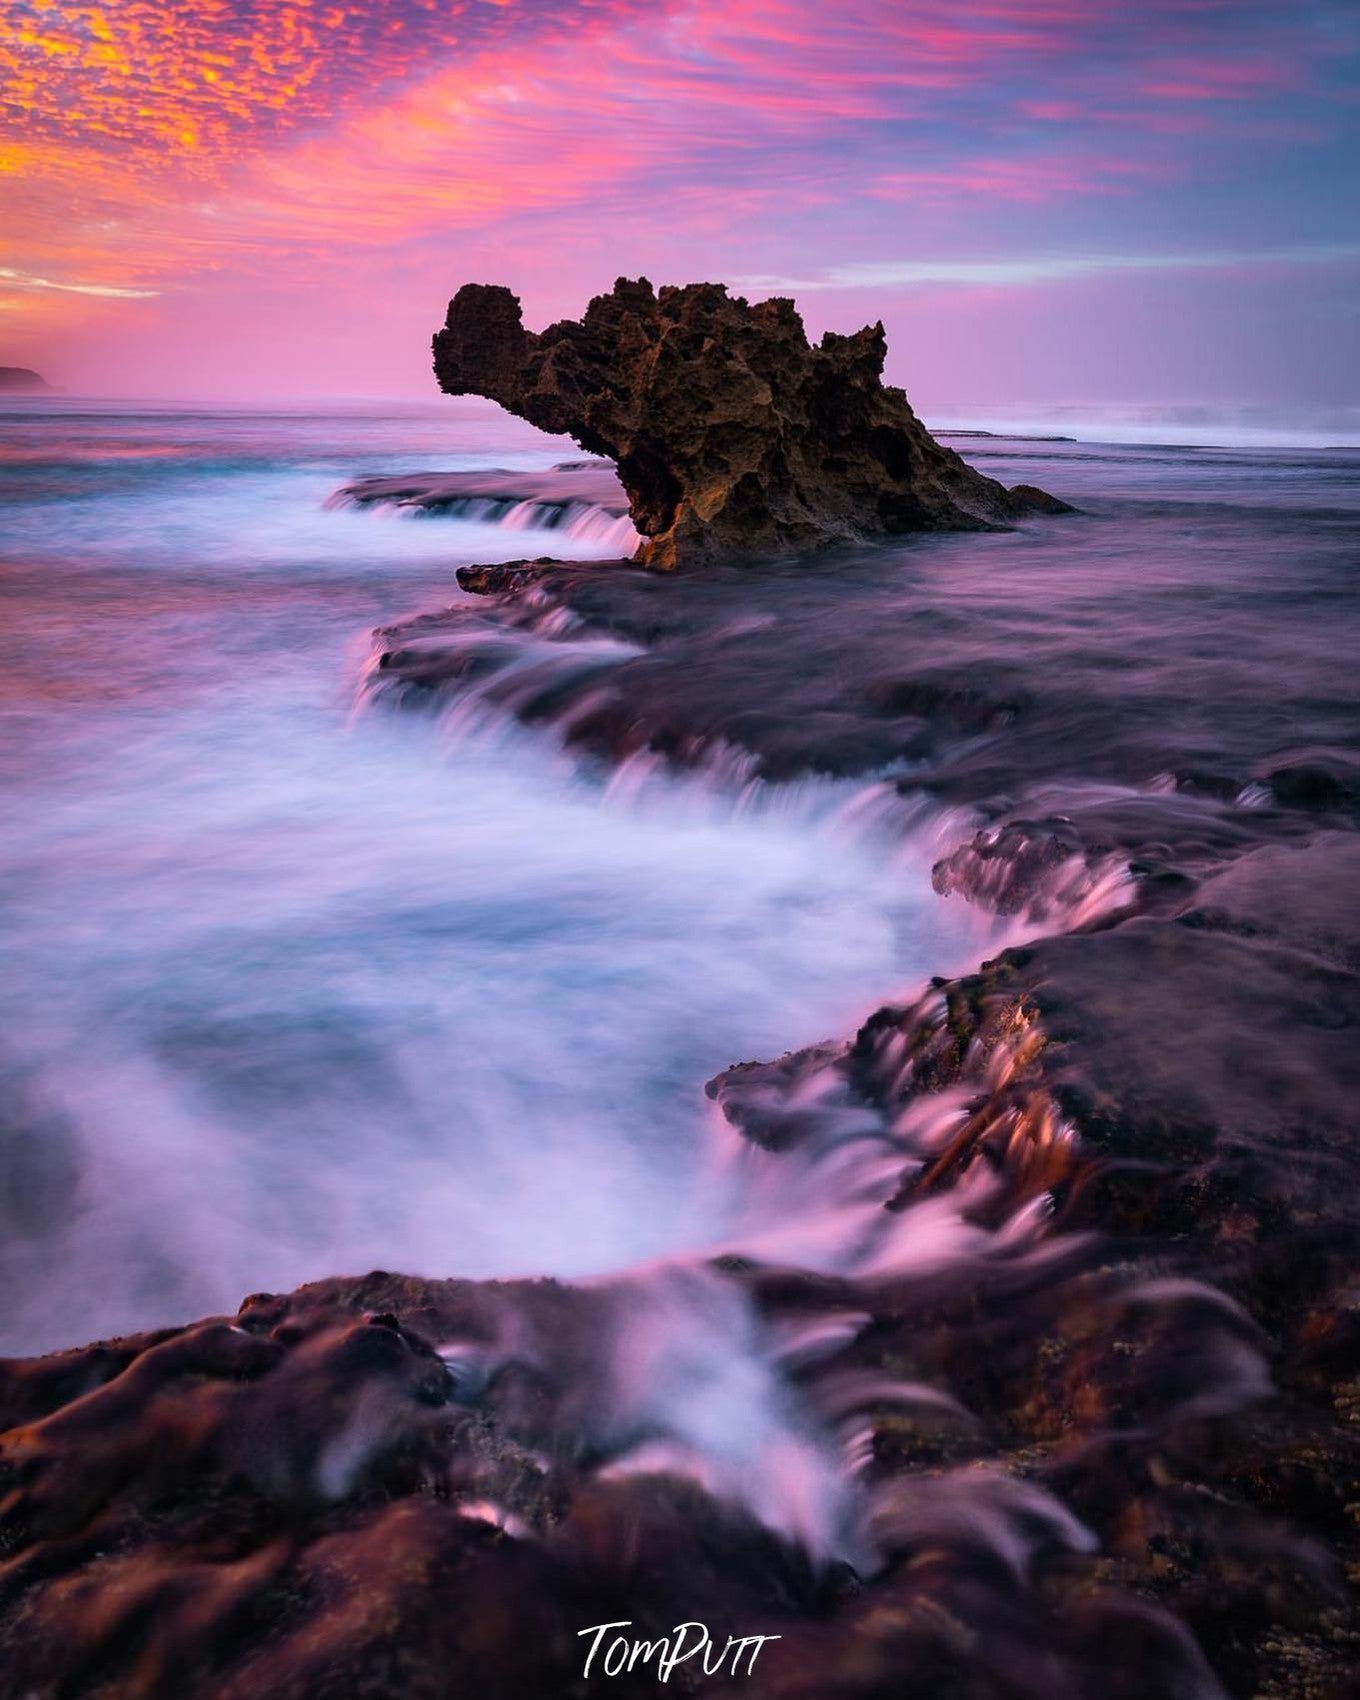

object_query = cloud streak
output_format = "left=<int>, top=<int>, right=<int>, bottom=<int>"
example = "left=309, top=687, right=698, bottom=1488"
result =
left=0, top=267, right=159, bottom=299
left=733, top=243, right=1360, bottom=294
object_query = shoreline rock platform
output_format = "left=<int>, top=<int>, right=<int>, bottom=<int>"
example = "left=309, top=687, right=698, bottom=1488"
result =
left=1, top=298, right=1355, bottom=1698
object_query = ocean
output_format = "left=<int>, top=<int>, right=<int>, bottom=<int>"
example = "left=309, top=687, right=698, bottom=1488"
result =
left=1, top=398, right=1356, bottom=1359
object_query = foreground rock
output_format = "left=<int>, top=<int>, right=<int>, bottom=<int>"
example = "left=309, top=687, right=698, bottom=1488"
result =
left=709, top=832, right=1360, bottom=1700
left=3, top=832, right=1355, bottom=1698
left=433, top=279, right=1069, bottom=568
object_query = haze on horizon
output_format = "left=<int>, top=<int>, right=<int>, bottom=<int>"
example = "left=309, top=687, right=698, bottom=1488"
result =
left=2, top=0, right=1357, bottom=416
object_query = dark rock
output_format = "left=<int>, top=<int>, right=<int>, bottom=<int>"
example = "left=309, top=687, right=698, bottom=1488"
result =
left=4, top=834, right=1358, bottom=1696
left=1265, top=756, right=1360, bottom=812
left=432, top=279, right=1070, bottom=568
left=454, top=558, right=558, bottom=596
left=705, top=833, right=1360, bottom=1698
left=370, top=507, right=1356, bottom=837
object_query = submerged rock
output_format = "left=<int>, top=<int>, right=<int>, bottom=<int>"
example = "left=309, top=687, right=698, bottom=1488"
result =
left=432, top=279, right=1070, bottom=568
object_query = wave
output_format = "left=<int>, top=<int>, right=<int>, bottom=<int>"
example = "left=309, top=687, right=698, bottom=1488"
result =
left=330, top=462, right=642, bottom=558
left=931, top=400, right=1360, bottom=450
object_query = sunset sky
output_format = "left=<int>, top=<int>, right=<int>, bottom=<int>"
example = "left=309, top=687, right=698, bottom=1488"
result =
left=3, top=0, right=1357, bottom=409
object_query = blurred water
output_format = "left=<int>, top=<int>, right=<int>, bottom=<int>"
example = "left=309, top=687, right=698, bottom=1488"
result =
left=5, top=400, right=1354, bottom=1359
left=0, top=399, right=982, bottom=1354
left=933, top=399, right=1360, bottom=451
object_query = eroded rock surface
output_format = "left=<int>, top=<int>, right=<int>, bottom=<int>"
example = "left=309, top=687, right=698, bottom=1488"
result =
left=707, top=832, right=1360, bottom=1700
left=4, top=832, right=1356, bottom=1697
left=432, top=279, right=1068, bottom=568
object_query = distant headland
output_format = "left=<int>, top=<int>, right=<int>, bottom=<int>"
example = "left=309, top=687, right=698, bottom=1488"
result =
left=0, top=366, right=52, bottom=393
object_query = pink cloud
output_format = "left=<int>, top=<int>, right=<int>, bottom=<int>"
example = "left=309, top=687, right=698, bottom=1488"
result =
left=1143, top=53, right=1301, bottom=101
left=4, top=0, right=1353, bottom=395
left=870, top=152, right=1167, bottom=204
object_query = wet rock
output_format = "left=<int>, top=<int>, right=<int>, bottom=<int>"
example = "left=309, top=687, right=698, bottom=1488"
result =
left=5, top=823, right=1359, bottom=1700
left=701, top=831, right=1360, bottom=1698
left=433, top=279, right=1070, bottom=568
left=931, top=818, right=1092, bottom=917
left=370, top=514, right=1356, bottom=844
left=1265, top=755, right=1360, bottom=813
left=454, top=557, right=559, bottom=596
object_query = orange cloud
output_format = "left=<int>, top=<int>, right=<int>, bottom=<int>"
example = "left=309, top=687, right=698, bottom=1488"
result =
left=3, top=0, right=1352, bottom=387
left=2, top=0, right=563, bottom=156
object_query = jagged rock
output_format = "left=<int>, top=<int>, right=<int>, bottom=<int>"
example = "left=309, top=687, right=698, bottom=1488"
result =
left=432, top=279, right=1070, bottom=568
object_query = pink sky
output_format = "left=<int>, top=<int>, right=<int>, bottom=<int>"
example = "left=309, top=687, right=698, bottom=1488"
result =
left=3, top=0, right=1357, bottom=409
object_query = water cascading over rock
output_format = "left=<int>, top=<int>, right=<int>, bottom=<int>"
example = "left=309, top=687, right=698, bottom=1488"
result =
left=433, top=278, right=1069, bottom=569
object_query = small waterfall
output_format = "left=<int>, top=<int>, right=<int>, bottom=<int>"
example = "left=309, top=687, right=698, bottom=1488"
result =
left=328, top=468, right=643, bottom=558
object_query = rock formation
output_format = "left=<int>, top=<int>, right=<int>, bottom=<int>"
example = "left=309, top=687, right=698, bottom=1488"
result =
left=432, top=279, right=1068, bottom=569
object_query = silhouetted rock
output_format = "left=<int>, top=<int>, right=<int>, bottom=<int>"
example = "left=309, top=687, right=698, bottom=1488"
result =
left=432, top=279, right=1070, bottom=568
left=0, top=367, right=51, bottom=394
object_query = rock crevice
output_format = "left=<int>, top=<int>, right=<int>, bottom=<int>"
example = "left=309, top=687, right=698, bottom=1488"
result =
left=433, top=278, right=1068, bottom=568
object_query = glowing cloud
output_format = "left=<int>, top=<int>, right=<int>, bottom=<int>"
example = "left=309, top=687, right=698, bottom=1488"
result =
left=734, top=243, right=1360, bottom=293
left=1, top=0, right=1355, bottom=400
left=0, top=266, right=159, bottom=298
